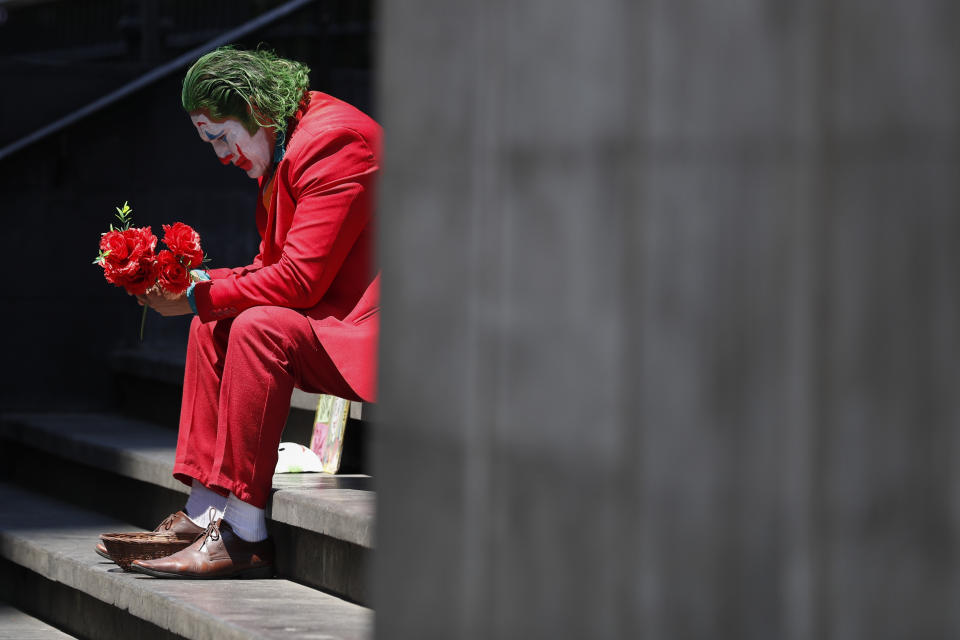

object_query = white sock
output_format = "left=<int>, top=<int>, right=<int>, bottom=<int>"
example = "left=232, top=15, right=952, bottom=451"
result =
left=184, top=481, right=227, bottom=528
left=222, top=493, right=268, bottom=542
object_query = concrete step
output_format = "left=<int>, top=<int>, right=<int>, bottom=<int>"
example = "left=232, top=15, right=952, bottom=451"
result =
left=110, top=346, right=366, bottom=414
left=111, top=345, right=188, bottom=387
left=109, top=345, right=192, bottom=430
left=0, top=483, right=372, bottom=640
left=109, top=347, right=369, bottom=474
left=0, top=602, right=77, bottom=639
left=0, top=412, right=373, bottom=604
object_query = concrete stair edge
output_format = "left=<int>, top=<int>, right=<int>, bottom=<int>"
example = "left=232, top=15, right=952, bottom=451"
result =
left=0, top=602, right=78, bottom=639
left=0, top=483, right=372, bottom=640
left=0, top=412, right=375, bottom=549
left=111, top=347, right=363, bottom=415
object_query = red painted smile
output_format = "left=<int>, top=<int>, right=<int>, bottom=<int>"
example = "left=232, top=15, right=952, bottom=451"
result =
left=234, top=143, right=254, bottom=171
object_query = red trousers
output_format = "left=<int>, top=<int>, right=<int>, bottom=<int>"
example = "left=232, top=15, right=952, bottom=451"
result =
left=172, top=306, right=360, bottom=508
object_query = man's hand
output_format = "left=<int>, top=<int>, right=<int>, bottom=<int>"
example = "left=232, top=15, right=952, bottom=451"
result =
left=136, top=287, right=193, bottom=317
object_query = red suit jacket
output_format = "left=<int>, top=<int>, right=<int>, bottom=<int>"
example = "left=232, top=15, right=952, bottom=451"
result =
left=190, top=92, right=381, bottom=402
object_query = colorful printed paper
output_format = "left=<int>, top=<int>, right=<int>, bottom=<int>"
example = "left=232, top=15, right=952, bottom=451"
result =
left=309, top=394, right=351, bottom=474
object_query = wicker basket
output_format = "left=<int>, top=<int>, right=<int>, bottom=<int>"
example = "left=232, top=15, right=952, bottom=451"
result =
left=100, top=532, right=194, bottom=570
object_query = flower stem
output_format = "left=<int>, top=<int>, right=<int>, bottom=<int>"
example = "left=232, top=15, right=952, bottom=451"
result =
left=139, top=304, right=148, bottom=342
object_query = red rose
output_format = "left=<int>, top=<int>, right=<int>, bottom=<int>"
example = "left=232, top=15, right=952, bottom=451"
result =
left=99, top=230, right=129, bottom=266
left=115, top=256, right=158, bottom=296
left=94, top=202, right=171, bottom=342
left=156, top=249, right=191, bottom=294
left=162, top=222, right=203, bottom=269
left=97, top=226, right=158, bottom=295
left=102, top=261, right=123, bottom=286
left=124, top=226, right=158, bottom=261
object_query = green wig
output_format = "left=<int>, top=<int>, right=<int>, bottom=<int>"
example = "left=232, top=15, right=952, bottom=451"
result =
left=181, top=46, right=310, bottom=137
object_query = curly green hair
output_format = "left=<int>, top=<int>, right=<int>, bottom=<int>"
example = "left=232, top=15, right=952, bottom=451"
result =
left=181, top=46, right=310, bottom=136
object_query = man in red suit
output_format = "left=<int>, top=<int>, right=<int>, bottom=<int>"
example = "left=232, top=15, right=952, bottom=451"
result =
left=97, top=47, right=380, bottom=578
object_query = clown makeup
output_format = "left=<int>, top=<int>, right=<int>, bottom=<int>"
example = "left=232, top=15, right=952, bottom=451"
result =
left=190, top=113, right=274, bottom=179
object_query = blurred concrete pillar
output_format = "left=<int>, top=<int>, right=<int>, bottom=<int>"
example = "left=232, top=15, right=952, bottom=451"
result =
left=374, top=1, right=960, bottom=638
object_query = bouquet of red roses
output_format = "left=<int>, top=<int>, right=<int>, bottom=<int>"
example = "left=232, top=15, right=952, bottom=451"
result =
left=94, top=202, right=207, bottom=339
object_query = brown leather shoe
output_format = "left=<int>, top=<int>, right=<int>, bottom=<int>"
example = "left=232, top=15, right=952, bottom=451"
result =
left=95, top=511, right=204, bottom=561
left=129, top=519, right=274, bottom=579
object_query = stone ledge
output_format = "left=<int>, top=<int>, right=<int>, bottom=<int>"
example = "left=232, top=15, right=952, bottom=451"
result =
left=0, top=602, right=77, bottom=639
left=111, top=348, right=364, bottom=417
left=110, top=347, right=186, bottom=387
left=0, top=483, right=372, bottom=640
left=0, top=413, right=374, bottom=549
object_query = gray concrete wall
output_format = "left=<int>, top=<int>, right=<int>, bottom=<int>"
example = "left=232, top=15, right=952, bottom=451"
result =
left=374, top=2, right=960, bottom=638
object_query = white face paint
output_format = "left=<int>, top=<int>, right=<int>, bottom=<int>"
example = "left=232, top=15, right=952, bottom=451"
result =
left=190, top=113, right=274, bottom=179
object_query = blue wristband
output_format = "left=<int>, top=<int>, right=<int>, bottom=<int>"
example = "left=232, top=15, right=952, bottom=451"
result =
left=186, top=270, right=211, bottom=315
left=186, top=282, right=199, bottom=314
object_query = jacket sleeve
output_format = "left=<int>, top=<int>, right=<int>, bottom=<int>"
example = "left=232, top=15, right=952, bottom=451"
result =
left=190, top=127, right=377, bottom=322
left=206, top=247, right=264, bottom=280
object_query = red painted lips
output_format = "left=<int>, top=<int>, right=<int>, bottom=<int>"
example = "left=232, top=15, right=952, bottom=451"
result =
left=234, top=143, right=254, bottom=171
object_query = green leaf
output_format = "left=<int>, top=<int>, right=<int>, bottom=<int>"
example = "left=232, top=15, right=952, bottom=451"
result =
left=93, top=248, right=112, bottom=265
left=114, top=201, right=134, bottom=230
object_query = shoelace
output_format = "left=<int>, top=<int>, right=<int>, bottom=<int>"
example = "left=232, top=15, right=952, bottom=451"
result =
left=158, top=513, right=177, bottom=531
left=198, top=519, right=221, bottom=548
